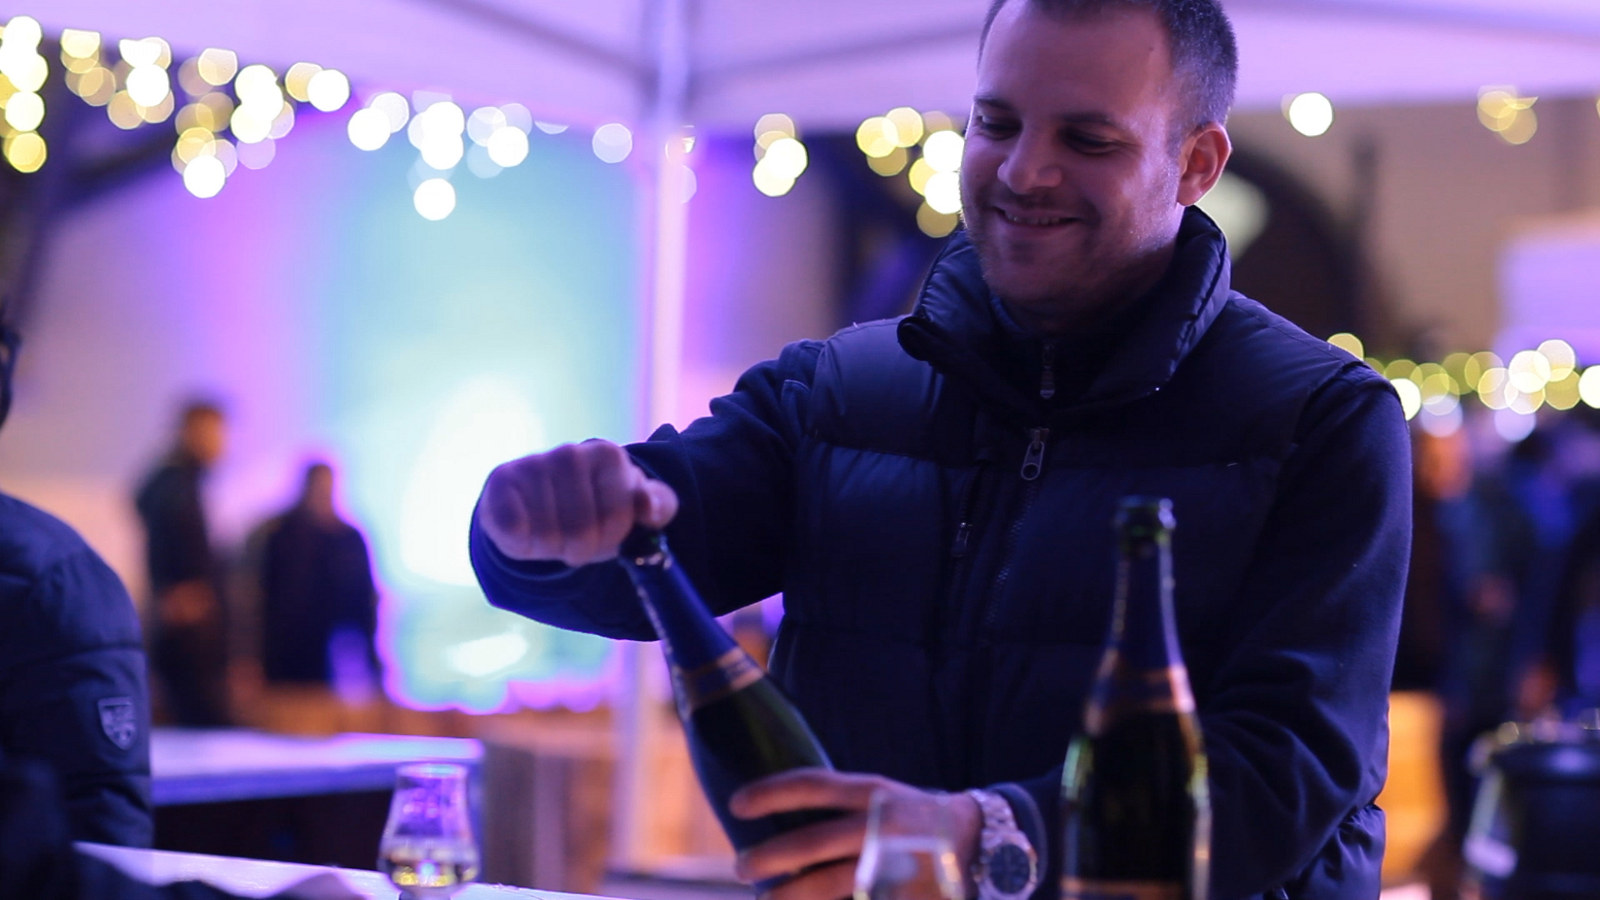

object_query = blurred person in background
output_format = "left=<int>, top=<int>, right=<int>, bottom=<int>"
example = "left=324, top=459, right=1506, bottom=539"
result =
left=1407, top=420, right=1531, bottom=896
left=0, top=309, right=152, bottom=847
left=134, top=399, right=233, bottom=727
left=1518, top=407, right=1600, bottom=721
left=246, top=461, right=380, bottom=697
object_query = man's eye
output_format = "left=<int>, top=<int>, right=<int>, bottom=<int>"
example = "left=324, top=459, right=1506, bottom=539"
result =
left=974, top=117, right=1018, bottom=137
left=1069, top=134, right=1115, bottom=152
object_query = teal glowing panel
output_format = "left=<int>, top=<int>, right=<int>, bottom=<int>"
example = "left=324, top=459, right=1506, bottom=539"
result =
left=302, top=123, right=640, bottom=713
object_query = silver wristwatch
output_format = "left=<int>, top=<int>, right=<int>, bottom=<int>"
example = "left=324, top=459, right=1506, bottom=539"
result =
left=966, top=789, right=1039, bottom=900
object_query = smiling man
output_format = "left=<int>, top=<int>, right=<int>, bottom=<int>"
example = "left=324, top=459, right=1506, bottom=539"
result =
left=470, top=1, right=1411, bottom=898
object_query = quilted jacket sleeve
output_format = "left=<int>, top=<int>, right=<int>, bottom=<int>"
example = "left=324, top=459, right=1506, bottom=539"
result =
left=0, top=538, right=153, bottom=848
left=470, top=339, right=824, bottom=636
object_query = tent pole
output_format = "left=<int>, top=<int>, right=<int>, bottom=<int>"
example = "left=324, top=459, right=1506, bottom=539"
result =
left=611, top=0, right=693, bottom=878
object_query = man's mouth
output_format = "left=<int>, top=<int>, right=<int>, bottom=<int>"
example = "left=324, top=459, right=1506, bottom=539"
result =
left=999, top=209, right=1074, bottom=226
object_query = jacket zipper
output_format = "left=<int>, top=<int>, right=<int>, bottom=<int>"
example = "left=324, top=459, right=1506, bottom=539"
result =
left=968, top=426, right=1050, bottom=777
left=1020, top=426, right=1049, bottom=481
left=1039, top=340, right=1057, bottom=400
left=987, top=428, right=1048, bottom=633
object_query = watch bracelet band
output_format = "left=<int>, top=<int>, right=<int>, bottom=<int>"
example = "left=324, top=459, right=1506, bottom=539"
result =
left=965, top=788, right=1038, bottom=900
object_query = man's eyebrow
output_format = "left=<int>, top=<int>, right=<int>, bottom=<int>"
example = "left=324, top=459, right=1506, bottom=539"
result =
left=971, top=97, right=1125, bottom=129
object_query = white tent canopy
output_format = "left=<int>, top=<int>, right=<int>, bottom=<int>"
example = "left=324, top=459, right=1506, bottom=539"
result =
left=30, top=0, right=1600, bottom=134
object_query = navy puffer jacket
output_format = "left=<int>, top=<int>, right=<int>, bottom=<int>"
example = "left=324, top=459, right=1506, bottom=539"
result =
left=0, top=493, right=152, bottom=848
left=472, top=208, right=1411, bottom=899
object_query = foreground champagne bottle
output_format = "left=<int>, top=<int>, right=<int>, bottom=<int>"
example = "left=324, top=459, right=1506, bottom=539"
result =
left=1061, top=497, right=1211, bottom=900
left=617, top=526, right=835, bottom=859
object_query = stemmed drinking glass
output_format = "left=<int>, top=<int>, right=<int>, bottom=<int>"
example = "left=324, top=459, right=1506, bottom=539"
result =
left=377, top=762, right=481, bottom=899
left=853, top=789, right=965, bottom=900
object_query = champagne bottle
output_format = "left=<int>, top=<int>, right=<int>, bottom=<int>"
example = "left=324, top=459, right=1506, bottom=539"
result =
left=617, top=526, right=836, bottom=859
left=1060, top=497, right=1211, bottom=900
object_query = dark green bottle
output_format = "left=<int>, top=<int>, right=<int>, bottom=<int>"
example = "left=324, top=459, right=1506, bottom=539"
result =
left=617, top=527, right=834, bottom=871
left=1060, top=498, right=1211, bottom=900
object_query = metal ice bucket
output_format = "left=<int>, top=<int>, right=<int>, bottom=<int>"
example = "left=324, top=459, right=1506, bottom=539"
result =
left=1462, top=715, right=1600, bottom=900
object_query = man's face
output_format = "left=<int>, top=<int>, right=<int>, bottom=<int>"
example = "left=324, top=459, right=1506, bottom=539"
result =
left=960, top=2, right=1191, bottom=333
left=183, top=413, right=226, bottom=466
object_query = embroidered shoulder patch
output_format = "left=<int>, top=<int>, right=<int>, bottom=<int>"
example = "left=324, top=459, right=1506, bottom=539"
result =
left=97, top=697, right=138, bottom=750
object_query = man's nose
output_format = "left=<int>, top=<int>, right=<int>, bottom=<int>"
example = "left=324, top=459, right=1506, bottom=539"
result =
left=998, top=134, right=1063, bottom=193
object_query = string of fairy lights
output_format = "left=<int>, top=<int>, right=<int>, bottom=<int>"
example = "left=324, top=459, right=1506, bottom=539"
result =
left=5, top=14, right=1598, bottom=439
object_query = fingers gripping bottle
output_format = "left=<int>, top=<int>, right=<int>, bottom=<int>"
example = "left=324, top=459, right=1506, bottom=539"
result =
left=617, top=527, right=835, bottom=858
left=1060, top=498, right=1211, bottom=900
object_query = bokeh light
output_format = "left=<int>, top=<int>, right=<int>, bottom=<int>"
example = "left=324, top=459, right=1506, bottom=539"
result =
left=1494, top=408, right=1537, bottom=443
left=867, top=146, right=908, bottom=177
left=307, top=69, right=351, bottom=112
left=1479, top=87, right=1538, bottom=144
left=592, top=122, right=632, bottom=163
left=856, top=116, right=898, bottom=159
left=4, top=91, right=43, bottom=132
left=486, top=126, right=529, bottom=167
left=107, top=91, right=143, bottom=129
left=348, top=107, right=392, bottom=151
left=413, top=177, right=456, bottom=220
left=1507, top=349, right=1552, bottom=394
left=1546, top=372, right=1581, bottom=411
left=922, top=129, right=965, bottom=172
left=2, top=130, right=45, bottom=173
left=1327, top=332, right=1365, bottom=360
left=1539, top=338, right=1577, bottom=379
left=1286, top=92, right=1334, bottom=137
left=197, top=48, right=238, bottom=86
left=924, top=171, right=961, bottom=215
left=917, top=202, right=959, bottom=238
left=60, top=28, right=101, bottom=63
left=370, top=92, right=411, bottom=133
left=885, top=106, right=924, bottom=148
left=1418, top=398, right=1463, bottom=438
left=181, top=153, right=226, bottom=197
left=125, top=65, right=170, bottom=108
left=1, top=15, right=43, bottom=49
left=1391, top=377, right=1422, bottom=420
left=1581, top=367, right=1600, bottom=408
left=284, top=62, right=320, bottom=102
left=467, top=107, right=506, bottom=146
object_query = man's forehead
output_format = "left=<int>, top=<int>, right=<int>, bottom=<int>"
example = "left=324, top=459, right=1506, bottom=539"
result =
left=974, top=4, right=1178, bottom=121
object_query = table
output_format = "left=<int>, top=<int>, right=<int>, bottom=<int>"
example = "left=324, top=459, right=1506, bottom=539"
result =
left=150, top=728, right=484, bottom=872
left=152, top=728, right=483, bottom=806
left=76, top=843, right=617, bottom=899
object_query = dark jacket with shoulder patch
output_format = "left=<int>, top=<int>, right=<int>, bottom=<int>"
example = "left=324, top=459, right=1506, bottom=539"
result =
left=0, top=492, right=152, bottom=847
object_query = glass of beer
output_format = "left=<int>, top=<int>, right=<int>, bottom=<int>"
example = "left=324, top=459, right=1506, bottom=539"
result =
left=377, top=762, right=480, bottom=899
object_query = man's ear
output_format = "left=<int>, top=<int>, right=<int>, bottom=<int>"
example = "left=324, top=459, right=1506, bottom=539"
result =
left=1176, top=122, right=1231, bottom=207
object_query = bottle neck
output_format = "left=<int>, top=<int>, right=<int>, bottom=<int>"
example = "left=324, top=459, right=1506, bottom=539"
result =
left=1084, top=532, right=1194, bottom=733
left=1114, top=534, right=1183, bottom=672
left=620, top=534, right=738, bottom=671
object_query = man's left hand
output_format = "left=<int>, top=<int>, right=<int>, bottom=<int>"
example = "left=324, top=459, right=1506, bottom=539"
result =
left=729, top=768, right=980, bottom=900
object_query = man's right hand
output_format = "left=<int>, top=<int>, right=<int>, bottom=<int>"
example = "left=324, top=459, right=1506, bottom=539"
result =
left=476, top=440, right=679, bottom=567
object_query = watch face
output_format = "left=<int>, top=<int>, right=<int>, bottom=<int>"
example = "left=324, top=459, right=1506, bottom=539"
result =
left=988, top=842, right=1035, bottom=896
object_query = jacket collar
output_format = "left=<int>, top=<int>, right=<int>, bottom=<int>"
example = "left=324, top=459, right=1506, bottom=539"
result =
left=899, top=206, right=1234, bottom=420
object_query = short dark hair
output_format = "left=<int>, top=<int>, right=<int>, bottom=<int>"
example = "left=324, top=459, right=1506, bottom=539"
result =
left=980, top=0, right=1238, bottom=132
left=178, top=398, right=225, bottom=428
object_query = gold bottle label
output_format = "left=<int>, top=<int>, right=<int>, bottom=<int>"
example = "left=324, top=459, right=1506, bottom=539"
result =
left=1085, top=665, right=1195, bottom=732
left=1060, top=877, right=1184, bottom=900
left=671, top=648, right=764, bottom=713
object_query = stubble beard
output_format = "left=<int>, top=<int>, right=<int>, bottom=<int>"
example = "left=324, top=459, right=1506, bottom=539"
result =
left=972, top=228, right=1165, bottom=335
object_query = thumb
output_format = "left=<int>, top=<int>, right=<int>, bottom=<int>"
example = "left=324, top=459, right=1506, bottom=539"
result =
left=633, top=478, right=680, bottom=530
